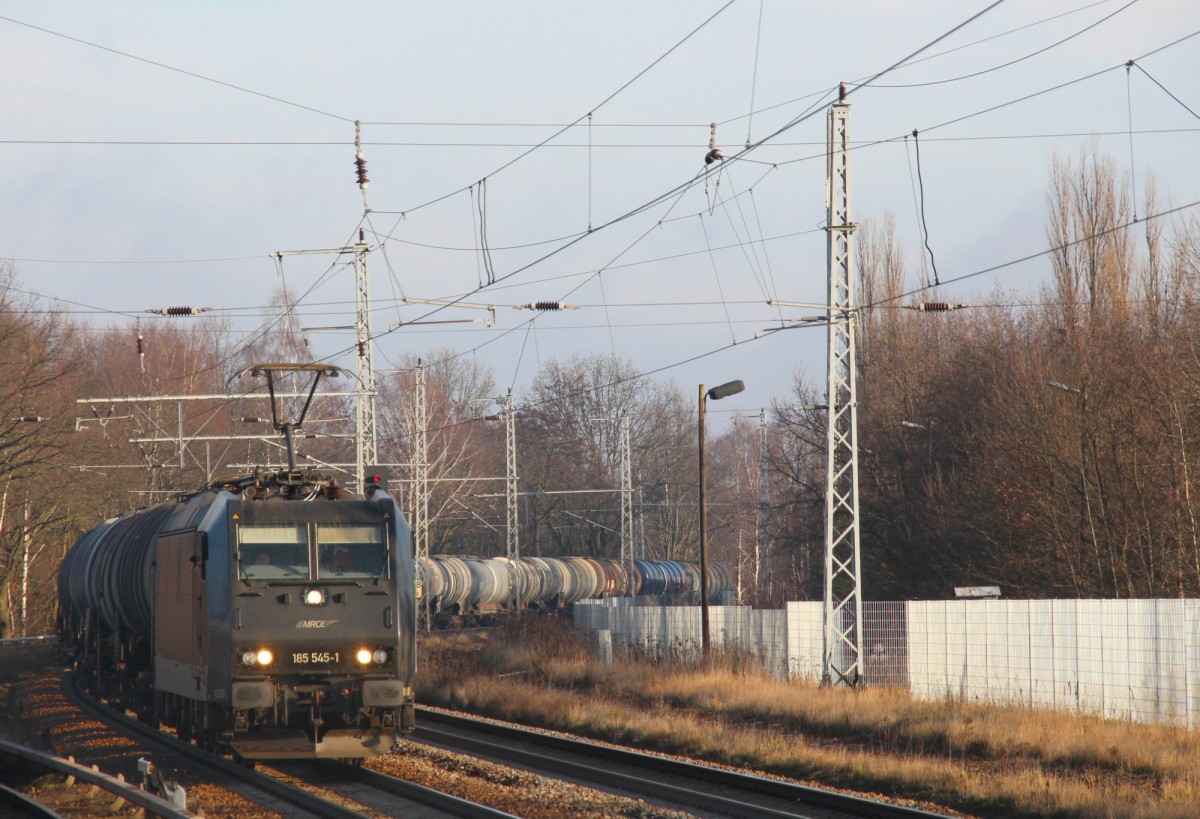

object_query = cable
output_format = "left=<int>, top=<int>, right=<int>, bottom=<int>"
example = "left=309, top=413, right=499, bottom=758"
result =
left=716, top=0, right=1118, bottom=131
left=0, top=15, right=352, bottom=123
left=588, top=112, right=594, bottom=232
left=1126, top=62, right=1139, bottom=223
left=752, top=0, right=1011, bottom=151
left=869, top=198, right=1200, bottom=311
left=910, top=130, right=941, bottom=287
left=1131, top=63, right=1200, bottom=121
left=376, top=0, right=737, bottom=229
left=857, top=0, right=1139, bottom=89
left=477, top=178, right=496, bottom=285
left=699, top=214, right=736, bottom=345
left=52, top=2, right=1104, bottom=446
left=9, top=126, right=1200, bottom=153
left=746, top=0, right=765, bottom=148
left=469, top=185, right=484, bottom=288
left=915, top=25, right=1200, bottom=138
left=366, top=2, right=1033, bottom=381
left=903, top=135, right=930, bottom=288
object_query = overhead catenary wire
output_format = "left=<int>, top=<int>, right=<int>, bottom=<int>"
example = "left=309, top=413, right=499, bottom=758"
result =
left=375, top=0, right=738, bottom=229
left=33, top=4, right=1200, bottom=446
left=166, top=0, right=1065, bottom=398
left=745, top=0, right=765, bottom=148
left=855, top=0, right=1140, bottom=90
left=713, top=0, right=1121, bottom=128
left=1131, top=62, right=1200, bottom=121
left=0, top=14, right=354, bottom=123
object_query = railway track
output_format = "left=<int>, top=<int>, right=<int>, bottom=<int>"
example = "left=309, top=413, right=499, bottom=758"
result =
left=4, top=640, right=956, bottom=818
left=4, top=644, right=694, bottom=817
left=63, top=676, right=514, bottom=818
left=0, top=736, right=190, bottom=819
left=415, top=707, right=955, bottom=819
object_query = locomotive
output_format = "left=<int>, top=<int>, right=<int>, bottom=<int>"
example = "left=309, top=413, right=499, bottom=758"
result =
left=58, top=364, right=417, bottom=761
left=58, top=467, right=416, bottom=760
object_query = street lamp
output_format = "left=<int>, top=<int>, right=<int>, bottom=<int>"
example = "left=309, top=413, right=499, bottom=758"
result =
left=1048, top=380, right=1081, bottom=395
left=900, top=420, right=934, bottom=467
left=698, top=379, right=744, bottom=657
left=1047, top=379, right=1094, bottom=590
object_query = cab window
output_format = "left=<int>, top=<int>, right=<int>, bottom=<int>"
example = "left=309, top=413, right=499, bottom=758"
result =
left=317, top=524, right=386, bottom=579
left=239, top=524, right=309, bottom=579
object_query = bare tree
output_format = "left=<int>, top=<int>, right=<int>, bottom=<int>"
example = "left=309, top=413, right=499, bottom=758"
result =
left=376, top=350, right=498, bottom=552
left=0, top=268, right=78, bottom=636
left=520, top=353, right=692, bottom=560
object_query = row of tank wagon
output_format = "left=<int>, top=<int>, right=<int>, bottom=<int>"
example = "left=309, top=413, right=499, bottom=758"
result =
left=417, top=555, right=734, bottom=613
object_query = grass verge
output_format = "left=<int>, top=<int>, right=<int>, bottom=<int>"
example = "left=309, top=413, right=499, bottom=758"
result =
left=416, top=617, right=1200, bottom=819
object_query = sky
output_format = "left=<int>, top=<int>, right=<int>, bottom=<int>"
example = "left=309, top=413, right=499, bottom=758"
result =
left=3, top=1, right=1199, bottom=425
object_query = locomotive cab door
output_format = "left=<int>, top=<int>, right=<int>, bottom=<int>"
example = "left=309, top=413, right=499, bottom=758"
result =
left=154, top=531, right=209, bottom=697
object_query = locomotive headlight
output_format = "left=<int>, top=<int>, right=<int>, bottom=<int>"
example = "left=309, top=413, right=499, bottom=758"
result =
left=256, top=648, right=274, bottom=666
left=355, top=648, right=373, bottom=665
left=303, top=587, right=326, bottom=606
left=372, top=649, right=388, bottom=665
left=241, top=650, right=257, bottom=666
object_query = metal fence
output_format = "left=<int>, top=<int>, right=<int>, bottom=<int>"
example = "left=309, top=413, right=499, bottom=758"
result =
left=575, top=598, right=1200, bottom=728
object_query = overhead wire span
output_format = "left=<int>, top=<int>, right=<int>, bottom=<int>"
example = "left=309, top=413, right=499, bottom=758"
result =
left=1131, top=63, right=1200, bottom=121
left=376, top=0, right=737, bottom=230
left=745, top=0, right=765, bottom=148
left=383, top=201, right=1200, bottom=445
left=68, top=2, right=1126, bottom=442
left=699, top=214, right=737, bottom=345
left=714, top=0, right=1119, bottom=129
left=748, top=0, right=1011, bottom=151
left=356, top=0, right=1032, bottom=380
left=868, top=198, right=1200, bottom=312
left=0, top=15, right=353, bottom=122
left=855, top=0, right=1140, bottom=89
left=711, top=173, right=773, bottom=303
left=763, top=26, right=1200, bottom=176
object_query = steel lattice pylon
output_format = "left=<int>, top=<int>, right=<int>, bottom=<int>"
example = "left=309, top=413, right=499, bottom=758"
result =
left=822, top=95, right=863, bottom=687
left=619, top=414, right=633, bottom=590
left=414, top=363, right=429, bottom=563
left=503, top=389, right=520, bottom=609
left=758, top=409, right=772, bottom=597
left=353, top=238, right=377, bottom=492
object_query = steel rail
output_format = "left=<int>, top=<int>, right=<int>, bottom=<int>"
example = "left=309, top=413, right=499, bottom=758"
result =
left=63, top=677, right=363, bottom=819
left=0, top=739, right=188, bottom=819
left=276, top=760, right=520, bottom=819
left=417, top=708, right=955, bottom=819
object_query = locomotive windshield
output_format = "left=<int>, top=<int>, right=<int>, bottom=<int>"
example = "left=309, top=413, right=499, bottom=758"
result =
left=317, top=524, right=387, bottom=579
left=237, top=520, right=388, bottom=581
left=239, top=524, right=310, bottom=579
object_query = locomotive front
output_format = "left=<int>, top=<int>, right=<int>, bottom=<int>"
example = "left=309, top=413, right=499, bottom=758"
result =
left=153, top=475, right=417, bottom=760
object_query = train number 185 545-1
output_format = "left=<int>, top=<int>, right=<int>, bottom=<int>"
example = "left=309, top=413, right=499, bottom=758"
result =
left=292, top=651, right=340, bottom=664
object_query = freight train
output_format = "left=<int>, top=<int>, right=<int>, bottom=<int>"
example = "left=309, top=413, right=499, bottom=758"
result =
left=418, top=555, right=734, bottom=614
left=57, top=467, right=417, bottom=761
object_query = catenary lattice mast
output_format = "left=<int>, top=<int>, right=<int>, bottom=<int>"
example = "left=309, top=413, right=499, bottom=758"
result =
left=822, top=86, right=863, bottom=686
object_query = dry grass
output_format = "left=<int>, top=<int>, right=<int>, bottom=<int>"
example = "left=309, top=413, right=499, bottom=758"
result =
left=417, top=617, right=1200, bottom=818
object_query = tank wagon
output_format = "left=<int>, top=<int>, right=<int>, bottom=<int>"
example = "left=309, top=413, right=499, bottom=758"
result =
left=417, top=554, right=733, bottom=614
left=58, top=468, right=417, bottom=761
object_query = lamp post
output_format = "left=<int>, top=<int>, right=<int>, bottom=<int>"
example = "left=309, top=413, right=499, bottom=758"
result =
left=698, top=379, right=744, bottom=657
left=1048, top=379, right=1095, bottom=590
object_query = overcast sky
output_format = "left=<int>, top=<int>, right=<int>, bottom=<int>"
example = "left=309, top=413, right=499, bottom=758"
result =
left=4, top=1, right=1199, bottom=420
